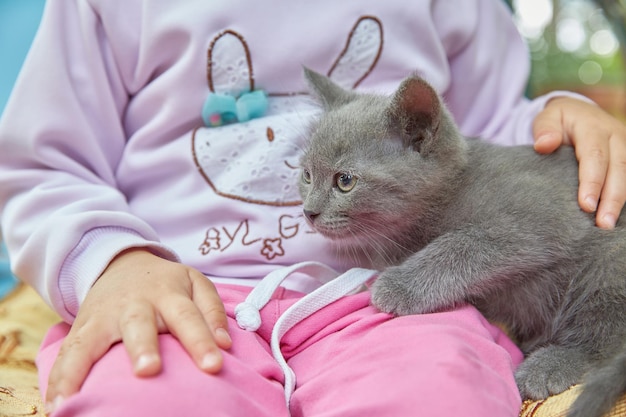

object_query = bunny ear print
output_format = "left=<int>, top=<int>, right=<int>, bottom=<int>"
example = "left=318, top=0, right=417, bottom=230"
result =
left=203, top=30, right=268, bottom=127
left=328, top=16, right=383, bottom=89
left=208, top=30, right=255, bottom=95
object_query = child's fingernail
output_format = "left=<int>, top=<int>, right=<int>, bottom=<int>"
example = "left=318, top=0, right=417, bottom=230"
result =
left=602, top=213, right=616, bottom=229
left=45, top=395, right=64, bottom=414
left=584, top=196, right=598, bottom=211
left=536, top=132, right=559, bottom=146
left=215, top=328, right=232, bottom=346
left=135, top=353, right=159, bottom=374
left=201, top=353, right=221, bottom=372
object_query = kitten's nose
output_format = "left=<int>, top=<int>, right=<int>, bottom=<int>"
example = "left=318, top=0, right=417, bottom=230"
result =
left=303, top=209, right=320, bottom=223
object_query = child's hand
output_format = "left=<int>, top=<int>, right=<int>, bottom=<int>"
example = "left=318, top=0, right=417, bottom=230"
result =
left=533, top=97, right=626, bottom=229
left=44, top=248, right=232, bottom=408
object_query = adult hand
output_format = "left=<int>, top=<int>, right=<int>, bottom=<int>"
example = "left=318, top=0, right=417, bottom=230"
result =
left=45, top=248, right=231, bottom=411
left=533, top=96, right=626, bottom=229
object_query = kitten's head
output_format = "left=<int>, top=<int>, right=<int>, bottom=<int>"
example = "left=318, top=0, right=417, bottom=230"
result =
left=298, top=68, right=467, bottom=258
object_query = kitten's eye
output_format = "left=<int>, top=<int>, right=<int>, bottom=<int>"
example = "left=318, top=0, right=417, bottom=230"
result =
left=336, top=173, right=357, bottom=192
left=302, top=169, right=312, bottom=184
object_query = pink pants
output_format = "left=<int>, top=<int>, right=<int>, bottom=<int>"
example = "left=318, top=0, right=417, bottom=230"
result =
left=38, top=284, right=523, bottom=416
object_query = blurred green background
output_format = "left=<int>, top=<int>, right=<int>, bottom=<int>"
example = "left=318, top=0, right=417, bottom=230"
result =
left=508, top=0, right=626, bottom=118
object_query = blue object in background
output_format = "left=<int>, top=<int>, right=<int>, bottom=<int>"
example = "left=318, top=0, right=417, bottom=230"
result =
left=0, top=240, right=17, bottom=298
left=0, top=0, right=45, bottom=296
left=0, top=0, right=45, bottom=115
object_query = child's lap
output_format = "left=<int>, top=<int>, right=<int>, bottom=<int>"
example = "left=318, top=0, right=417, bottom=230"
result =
left=38, top=283, right=523, bottom=417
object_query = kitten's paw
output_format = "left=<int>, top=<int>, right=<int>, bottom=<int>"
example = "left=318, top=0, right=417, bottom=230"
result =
left=515, top=345, right=589, bottom=400
left=370, top=266, right=429, bottom=316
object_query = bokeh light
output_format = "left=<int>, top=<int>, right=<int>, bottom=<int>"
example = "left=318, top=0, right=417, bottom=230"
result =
left=556, top=17, right=587, bottom=52
left=590, top=29, right=619, bottom=56
left=513, top=0, right=554, bottom=39
left=578, top=60, right=604, bottom=84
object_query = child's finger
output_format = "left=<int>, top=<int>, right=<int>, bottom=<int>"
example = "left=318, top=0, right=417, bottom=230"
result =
left=574, top=128, right=610, bottom=214
left=191, top=273, right=232, bottom=349
left=532, top=104, right=565, bottom=154
left=160, top=293, right=224, bottom=374
left=119, top=301, right=162, bottom=377
left=45, top=321, right=116, bottom=409
left=596, top=134, right=626, bottom=229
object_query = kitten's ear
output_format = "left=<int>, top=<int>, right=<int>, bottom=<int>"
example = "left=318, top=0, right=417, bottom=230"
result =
left=303, top=67, right=358, bottom=110
left=387, top=76, right=441, bottom=150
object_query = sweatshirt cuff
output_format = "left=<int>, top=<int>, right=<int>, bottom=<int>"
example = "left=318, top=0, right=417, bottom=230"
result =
left=58, top=226, right=179, bottom=321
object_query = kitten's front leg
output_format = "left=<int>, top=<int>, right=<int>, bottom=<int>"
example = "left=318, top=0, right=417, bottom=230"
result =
left=371, top=245, right=473, bottom=316
left=370, top=223, right=556, bottom=316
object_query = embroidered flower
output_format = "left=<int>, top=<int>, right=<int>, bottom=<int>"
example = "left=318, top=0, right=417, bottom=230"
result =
left=261, top=238, right=284, bottom=260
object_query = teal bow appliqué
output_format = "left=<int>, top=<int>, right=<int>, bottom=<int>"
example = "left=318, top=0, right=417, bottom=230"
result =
left=201, top=90, right=269, bottom=127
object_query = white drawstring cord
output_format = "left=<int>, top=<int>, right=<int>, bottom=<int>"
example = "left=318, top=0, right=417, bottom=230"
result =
left=235, top=262, right=377, bottom=412
left=235, top=262, right=340, bottom=331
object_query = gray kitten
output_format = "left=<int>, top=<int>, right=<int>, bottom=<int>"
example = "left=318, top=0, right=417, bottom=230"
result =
left=298, top=68, right=626, bottom=417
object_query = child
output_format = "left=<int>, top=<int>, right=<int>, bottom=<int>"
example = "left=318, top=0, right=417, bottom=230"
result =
left=1, top=1, right=625, bottom=416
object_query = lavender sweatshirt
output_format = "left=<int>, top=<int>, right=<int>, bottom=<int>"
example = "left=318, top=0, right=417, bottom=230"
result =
left=0, top=0, right=578, bottom=321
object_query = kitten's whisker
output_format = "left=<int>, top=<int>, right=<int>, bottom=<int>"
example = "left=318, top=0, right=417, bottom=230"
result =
left=347, top=229, right=374, bottom=266
left=349, top=221, right=411, bottom=266
left=348, top=224, right=394, bottom=267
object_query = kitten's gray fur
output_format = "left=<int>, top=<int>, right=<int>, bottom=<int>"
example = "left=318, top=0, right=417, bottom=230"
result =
left=299, top=68, right=626, bottom=417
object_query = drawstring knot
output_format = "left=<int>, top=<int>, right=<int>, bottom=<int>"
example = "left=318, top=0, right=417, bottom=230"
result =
left=234, top=301, right=262, bottom=331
